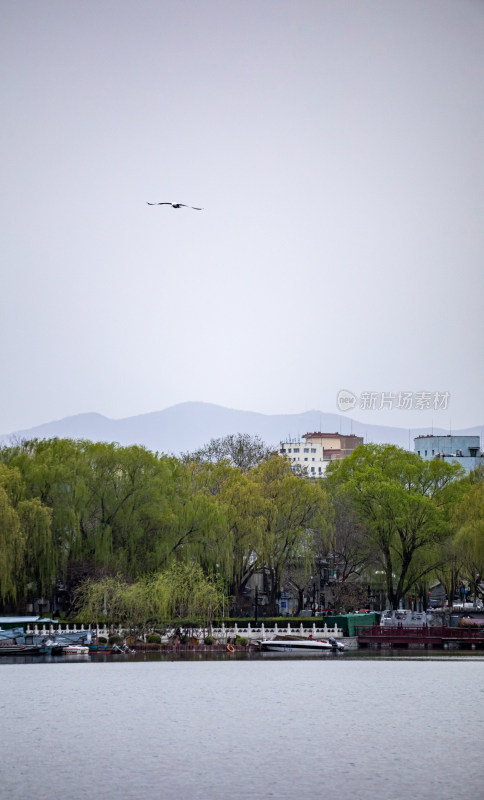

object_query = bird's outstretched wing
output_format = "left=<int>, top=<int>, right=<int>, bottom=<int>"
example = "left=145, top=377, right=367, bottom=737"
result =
left=147, top=202, right=203, bottom=210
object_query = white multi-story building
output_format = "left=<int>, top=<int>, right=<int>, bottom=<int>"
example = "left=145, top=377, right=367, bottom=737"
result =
left=278, top=431, right=364, bottom=477
left=278, top=438, right=327, bottom=477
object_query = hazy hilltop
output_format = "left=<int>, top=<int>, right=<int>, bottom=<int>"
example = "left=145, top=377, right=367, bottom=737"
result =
left=1, top=402, right=482, bottom=455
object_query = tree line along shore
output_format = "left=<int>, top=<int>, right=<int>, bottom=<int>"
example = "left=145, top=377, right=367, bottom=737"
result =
left=0, top=433, right=482, bottom=630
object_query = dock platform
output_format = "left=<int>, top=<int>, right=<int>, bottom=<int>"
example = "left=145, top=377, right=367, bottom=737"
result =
left=357, top=625, right=484, bottom=649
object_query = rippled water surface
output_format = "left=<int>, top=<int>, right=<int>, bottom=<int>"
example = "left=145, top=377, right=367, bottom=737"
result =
left=1, top=653, right=483, bottom=799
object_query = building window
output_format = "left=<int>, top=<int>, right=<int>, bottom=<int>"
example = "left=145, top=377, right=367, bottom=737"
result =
left=304, top=448, right=309, bottom=453
left=425, top=450, right=427, bottom=456
left=288, top=448, right=292, bottom=453
left=432, top=450, right=434, bottom=455
left=293, top=448, right=300, bottom=453
left=312, top=458, right=315, bottom=461
left=318, top=467, right=322, bottom=473
left=311, top=448, right=316, bottom=453
left=280, top=449, right=286, bottom=454
left=311, top=467, right=315, bottom=473
left=304, top=457, right=308, bottom=461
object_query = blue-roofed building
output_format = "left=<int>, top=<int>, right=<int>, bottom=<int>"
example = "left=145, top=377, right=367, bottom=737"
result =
left=414, top=434, right=483, bottom=473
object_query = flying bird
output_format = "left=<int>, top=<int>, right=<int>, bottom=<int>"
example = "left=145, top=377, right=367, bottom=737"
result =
left=147, top=202, right=203, bottom=210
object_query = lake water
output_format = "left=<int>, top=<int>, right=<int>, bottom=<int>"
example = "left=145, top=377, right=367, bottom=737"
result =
left=1, top=651, right=483, bottom=799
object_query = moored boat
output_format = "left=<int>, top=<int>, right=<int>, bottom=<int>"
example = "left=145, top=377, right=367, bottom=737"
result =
left=89, top=644, right=115, bottom=654
left=63, top=644, right=90, bottom=655
left=0, top=643, right=44, bottom=655
left=260, top=635, right=344, bottom=653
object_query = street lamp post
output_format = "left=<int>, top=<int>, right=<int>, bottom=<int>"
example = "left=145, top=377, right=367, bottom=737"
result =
left=254, top=585, right=258, bottom=625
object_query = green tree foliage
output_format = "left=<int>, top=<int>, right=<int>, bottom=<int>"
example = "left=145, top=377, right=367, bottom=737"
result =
left=0, top=462, right=54, bottom=603
left=0, top=435, right=475, bottom=618
left=1, top=439, right=229, bottom=581
left=453, top=473, right=484, bottom=600
left=74, top=575, right=148, bottom=632
left=150, top=457, right=230, bottom=574
left=2, top=438, right=90, bottom=577
left=253, top=457, right=331, bottom=614
left=0, top=473, right=25, bottom=603
left=75, top=561, right=222, bottom=629
left=326, top=444, right=463, bottom=609
left=147, top=561, right=222, bottom=624
left=217, top=466, right=270, bottom=601
left=17, top=498, right=54, bottom=599
left=207, top=456, right=332, bottom=613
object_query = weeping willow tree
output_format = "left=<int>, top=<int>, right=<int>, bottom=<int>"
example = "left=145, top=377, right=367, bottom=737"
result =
left=74, top=561, right=223, bottom=630
left=0, top=462, right=55, bottom=604
left=254, top=457, right=331, bottom=615
left=2, top=438, right=88, bottom=579
left=0, top=483, right=25, bottom=603
left=146, top=561, right=223, bottom=624
left=67, top=443, right=230, bottom=579
left=218, top=466, right=272, bottom=604
left=17, top=498, right=55, bottom=601
left=452, top=476, right=484, bottom=601
left=1, top=438, right=233, bottom=610
left=148, top=457, right=232, bottom=576
left=74, top=575, right=148, bottom=630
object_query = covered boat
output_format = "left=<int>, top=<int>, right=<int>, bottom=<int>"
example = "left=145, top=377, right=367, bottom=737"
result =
left=0, top=627, right=44, bottom=655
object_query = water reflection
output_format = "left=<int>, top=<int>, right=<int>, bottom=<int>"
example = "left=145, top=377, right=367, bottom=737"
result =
left=1, top=648, right=483, bottom=665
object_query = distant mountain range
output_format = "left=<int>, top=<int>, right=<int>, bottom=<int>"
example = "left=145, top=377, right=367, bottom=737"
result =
left=1, top=402, right=482, bottom=455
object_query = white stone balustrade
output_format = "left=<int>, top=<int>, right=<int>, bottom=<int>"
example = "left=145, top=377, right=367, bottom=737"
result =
left=25, top=621, right=343, bottom=641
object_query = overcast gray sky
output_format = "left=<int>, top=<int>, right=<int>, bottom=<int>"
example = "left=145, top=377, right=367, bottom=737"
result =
left=1, top=0, right=483, bottom=434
